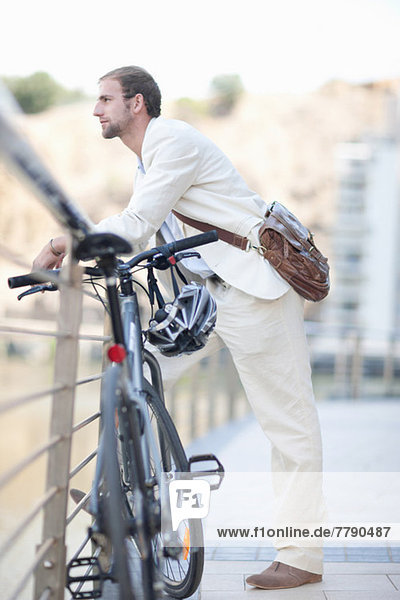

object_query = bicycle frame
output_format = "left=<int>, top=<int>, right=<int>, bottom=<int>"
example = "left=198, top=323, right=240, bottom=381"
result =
left=98, top=257, right=166, bottom=498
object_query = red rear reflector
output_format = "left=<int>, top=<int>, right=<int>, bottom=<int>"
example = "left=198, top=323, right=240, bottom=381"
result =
left=107, top=344, right=126, bottom=363
left=168, top=256, right=176, bottom=265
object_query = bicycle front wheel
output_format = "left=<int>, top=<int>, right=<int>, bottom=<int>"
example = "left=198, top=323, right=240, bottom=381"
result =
left=144, top=380, right=205, bottom=599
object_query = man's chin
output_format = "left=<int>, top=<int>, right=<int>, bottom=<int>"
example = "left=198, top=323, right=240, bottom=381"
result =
left=102, top=130, right=117, bottom=139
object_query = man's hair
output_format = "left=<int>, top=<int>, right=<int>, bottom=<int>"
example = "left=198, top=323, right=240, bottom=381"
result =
left=100, top=66, right=161, bottom=117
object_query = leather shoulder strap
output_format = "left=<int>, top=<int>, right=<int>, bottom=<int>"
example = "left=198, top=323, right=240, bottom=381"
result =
left=172, top=210, right=250, bottom=251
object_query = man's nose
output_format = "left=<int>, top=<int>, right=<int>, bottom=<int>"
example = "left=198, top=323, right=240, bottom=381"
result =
left=93, top=102, right=102, bottom=117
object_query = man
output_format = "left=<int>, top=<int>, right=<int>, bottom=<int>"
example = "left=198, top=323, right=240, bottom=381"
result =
left=33, top=66, right=323, bottom=590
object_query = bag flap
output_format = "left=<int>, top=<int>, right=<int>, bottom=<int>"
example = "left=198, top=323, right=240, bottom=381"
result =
left=264, top=202, right=313, bottom=252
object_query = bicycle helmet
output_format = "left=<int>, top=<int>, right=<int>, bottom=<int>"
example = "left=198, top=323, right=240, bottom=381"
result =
left=146, top=282, right=217, bottom=357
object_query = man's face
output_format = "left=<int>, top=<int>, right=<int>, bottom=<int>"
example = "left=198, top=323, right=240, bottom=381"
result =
left=93, top=78, right=133, bottom=139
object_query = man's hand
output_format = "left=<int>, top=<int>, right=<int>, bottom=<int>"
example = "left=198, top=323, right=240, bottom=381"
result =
left=32, top=235, right=67, bottom=271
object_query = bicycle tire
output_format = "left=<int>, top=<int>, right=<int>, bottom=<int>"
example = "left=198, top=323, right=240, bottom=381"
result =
left=143, top=380, right=205, bottom=599
left=115, top=380, right=162, bottom=600
left=101, top=365, right=136, bottom=600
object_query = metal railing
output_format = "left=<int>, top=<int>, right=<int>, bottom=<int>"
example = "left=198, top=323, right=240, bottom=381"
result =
left=305, top=323, right=400, bottom=400
left=0, top=260, right=108, bottom=600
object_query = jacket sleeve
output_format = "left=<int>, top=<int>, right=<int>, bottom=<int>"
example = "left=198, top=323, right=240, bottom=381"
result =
left=93, top=132, right=201, bottom=250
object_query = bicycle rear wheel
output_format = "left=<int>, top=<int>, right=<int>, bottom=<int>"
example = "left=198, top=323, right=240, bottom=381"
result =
left=144, top=380, right=205, bottom=599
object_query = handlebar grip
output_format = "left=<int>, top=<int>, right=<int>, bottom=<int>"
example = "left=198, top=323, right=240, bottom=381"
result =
left=171, top=230, right=218, bottom=253
left=8, top=270, right=57, bottom=288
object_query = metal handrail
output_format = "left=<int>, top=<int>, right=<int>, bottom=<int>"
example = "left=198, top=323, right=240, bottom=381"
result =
left=66, top=490, right=92, bottom=525
left=68, top=531, right=91, bottom=564
left=76, top=374, right=103, bottom=386
left=0, top=259, right=107, bottom=599
left=72, top=412, right=101, bottom=433
left=0, top=324, right=110, bottom=343
left=7, top=537, right=55, bottom=600
left=78, top=333, right=111, bottom=342
left=0, top=486, right=58, bottom=557
left=0, top=324, right=70, bottom=338
left=0, top=375, right=102, bottom=416
left=69, top=449, right=98, bottom=480
left=37, top=588, right=52, bottom=600
left=0, top=384, right=66, bottom=415
left=0, top=435, right=63, bottom=490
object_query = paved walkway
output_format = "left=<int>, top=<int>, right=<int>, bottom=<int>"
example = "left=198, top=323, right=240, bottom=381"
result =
left=200, top=559, right=400, bottom=599
left=186, top=399, right=400, bottom=599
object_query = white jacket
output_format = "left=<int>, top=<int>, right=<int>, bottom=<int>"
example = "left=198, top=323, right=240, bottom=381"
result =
left=96, top=116, right=289, bottom=299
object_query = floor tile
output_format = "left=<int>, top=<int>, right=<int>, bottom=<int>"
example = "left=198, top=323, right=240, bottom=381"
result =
left=323, top=562, right=400, bottom=574
left=200, top=592, right=325, bottom=600
left=204, top=560, right=258, bottom=573
left=200, top=572, right=244, bottom=591
left=198, top=593, right=250, bottom=600
left=244, top=586, right=326, bottom=599
left=325, top=593, right=400, bottom=600
left=389, top=574, right=400, bottom=590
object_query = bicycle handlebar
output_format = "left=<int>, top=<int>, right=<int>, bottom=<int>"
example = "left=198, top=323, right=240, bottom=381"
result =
left=8, top=271, right=57, bottom=289
left=8, top=230, right=219, bottom=289
left=126, top=230, right=218, bottom=268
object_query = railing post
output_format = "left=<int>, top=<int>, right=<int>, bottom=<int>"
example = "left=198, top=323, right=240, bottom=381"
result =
left=333, top=332, right=348, bottom=397
left=207, top=356, right=220, bottom=431
left=34, top=260, right=83, bottom=600
left=383, top=333, right=396, bottom=396
left=226, top=356, right=238, bottom=422
left=189, top=363, right=200, bottom=440
left=350, top=330, right=363, bottom=400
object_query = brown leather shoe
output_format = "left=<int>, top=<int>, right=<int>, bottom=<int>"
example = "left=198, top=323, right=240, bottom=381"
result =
left=246, top=561, right=322, bottom=589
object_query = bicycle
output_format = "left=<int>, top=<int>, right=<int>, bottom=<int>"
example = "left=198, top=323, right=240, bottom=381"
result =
left=9, top=230, right=225, bottom=600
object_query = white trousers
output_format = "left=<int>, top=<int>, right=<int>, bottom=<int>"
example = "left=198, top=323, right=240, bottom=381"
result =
left=152, top=278, right=324, bottom=574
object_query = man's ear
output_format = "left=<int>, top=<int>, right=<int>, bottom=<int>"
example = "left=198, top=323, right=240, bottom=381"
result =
left=131, top=93, right=146, bottom=114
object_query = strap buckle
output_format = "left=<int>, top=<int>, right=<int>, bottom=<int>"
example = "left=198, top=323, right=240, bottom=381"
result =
left=251, top=244, right=267, bottom=256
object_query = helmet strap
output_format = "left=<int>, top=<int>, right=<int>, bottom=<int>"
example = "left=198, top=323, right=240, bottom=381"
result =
left=147, top=266, right=165, bottom=309
left=174, top=262, right=188, bottom=286
left=169, top=265, right=180, bottom=297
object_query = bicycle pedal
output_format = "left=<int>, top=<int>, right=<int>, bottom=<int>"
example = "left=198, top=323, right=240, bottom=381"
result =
left=188, top=453, right=225, bottom=490
left=66, top=556, right=107, bottom=599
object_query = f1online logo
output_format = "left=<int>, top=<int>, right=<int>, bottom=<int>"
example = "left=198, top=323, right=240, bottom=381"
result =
left=169, top=480, right=211, bottom=531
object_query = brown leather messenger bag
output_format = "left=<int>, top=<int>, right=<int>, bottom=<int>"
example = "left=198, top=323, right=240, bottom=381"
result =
left=172, top=201, right=330, bottom=302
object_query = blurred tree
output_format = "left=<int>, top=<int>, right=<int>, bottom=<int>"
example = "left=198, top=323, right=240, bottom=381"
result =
left=209, top=73, right=245, bottom=116
left=2, top=71, right=85, bottom=114
left=173, top=97, right=208, bottom=122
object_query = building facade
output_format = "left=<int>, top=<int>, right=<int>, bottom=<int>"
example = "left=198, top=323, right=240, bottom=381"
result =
left=326, top=136, right=400, bottom=341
